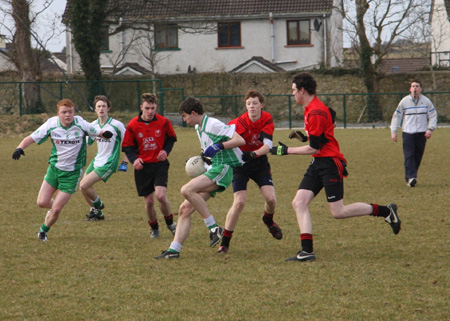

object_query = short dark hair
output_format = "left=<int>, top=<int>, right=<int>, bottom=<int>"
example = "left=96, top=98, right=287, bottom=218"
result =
left=179, top=97, right=204, bottom=115
left=93, top=95, right=111, bottom=108
left=292, top=73, right=317, bottom=95
left=410, top=80, right=422, bottom=87
left=142, top=93, right=157, bottom=105
left=244, top=90, right=264, bottom=103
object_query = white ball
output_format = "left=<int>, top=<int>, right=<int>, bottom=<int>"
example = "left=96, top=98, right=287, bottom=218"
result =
left=185, top=156, right=207, bottom=178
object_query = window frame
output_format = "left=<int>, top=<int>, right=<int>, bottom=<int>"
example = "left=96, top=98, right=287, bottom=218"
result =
left=286, top=19, right=311, bottom=46
left=217, top=21, right=242, bottom=48
left=154, top=23, right=179, bottom=50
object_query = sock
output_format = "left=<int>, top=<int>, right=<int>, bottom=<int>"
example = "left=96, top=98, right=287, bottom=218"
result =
left=370, top=204, right=390, bottom=218
left=164, top=214, right=174, bottom=226
left=149, top=220, right=159, bottom=231
left=40, top=224, right=50, bottom=233
left=301, top=233, right=313, bottom=253
left=220, top=229, right=234, bottom=247
left=263, top=211, right=274, bottom=226
left=203, top=215, right=217, bottom=230
left=92, top=196, right=102, bottom=209
left=169, top=241, right=182, bottom=253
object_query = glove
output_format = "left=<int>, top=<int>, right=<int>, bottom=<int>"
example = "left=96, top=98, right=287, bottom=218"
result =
left=203, top=142, right=224, bottom=158
left=12, top=148, right=25, bottom=160
left=242, top=151, right=256, bottom=162
left=102, top=131, right=113, bottom=139
left=118, top=161, right=128, bottom=172
left=201, top=153, right=213, bottom=165
left=270, top=142, right=288, bottom=156
left=289, top=130, right=308, bottom=142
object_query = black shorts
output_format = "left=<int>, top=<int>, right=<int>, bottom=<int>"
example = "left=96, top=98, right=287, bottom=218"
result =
left=232, top=155, right=273, bottom=192
left=299, top=157, right=348, bottom=202
left=135, top=160, right=169, bottom=197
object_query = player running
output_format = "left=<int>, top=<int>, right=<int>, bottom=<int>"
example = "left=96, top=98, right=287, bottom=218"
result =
left=218, top=90, right=282, bottom=254
left=122, top=93, right=177, bottom=238
left=155, top=96, right=245, bottom=259
left=271, top=73, right=401, bottom=262
left=12, top=99, right=113, bottom=241
left=80, top=95, right=127, bottom=221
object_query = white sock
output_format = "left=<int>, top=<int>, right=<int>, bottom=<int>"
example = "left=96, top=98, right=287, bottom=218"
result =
left=169, top=241, right=182, bottom=253
left=203, top=215, right=216, bottom=229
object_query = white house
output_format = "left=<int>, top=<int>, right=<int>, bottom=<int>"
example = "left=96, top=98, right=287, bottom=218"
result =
left=64, top=0, right=343, bottom=75
left=431, top=0, right=450, bottom=66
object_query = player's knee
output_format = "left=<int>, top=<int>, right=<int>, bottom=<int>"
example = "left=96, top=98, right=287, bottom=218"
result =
left=37, top=199, right=50, bottom=208
left=292, top=198, right=307, bottom=211
left=233, top=199, right=246, bottom=212
left=266, top=197, right=276, bottom=210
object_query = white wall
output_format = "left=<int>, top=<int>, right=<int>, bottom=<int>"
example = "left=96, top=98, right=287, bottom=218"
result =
left=431, top=0, right=450, bottom=66
left=66, top=14, right=343, bottom=75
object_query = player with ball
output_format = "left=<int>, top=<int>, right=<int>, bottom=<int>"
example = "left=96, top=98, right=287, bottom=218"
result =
left=155, top=97, right=245, bottom=259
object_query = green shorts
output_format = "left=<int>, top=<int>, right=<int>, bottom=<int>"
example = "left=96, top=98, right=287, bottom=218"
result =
left=85, top=161, right=115, bottom=183
left=44, top=165, right=83, bottom=194
left=203, top=164, right=233, bottom=197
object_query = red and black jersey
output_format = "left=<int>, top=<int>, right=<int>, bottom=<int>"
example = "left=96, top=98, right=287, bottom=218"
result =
left=122, top=114, right=177, bottom=163
left=304, top=96, right=345, bottom=161
left=228, top=111, right=274, bottom=153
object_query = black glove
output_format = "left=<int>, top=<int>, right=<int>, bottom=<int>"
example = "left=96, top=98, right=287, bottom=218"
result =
left=201, top=152, right=212, bottom=165
left=242, top=151, right=256, bottom=162
left=289, top=130, right=307, bottom=142
left=12, top=148, right=25, bottom=160
left=270, top=142, right=288, bottom=156
left=102, top=131, right=113, bottom=139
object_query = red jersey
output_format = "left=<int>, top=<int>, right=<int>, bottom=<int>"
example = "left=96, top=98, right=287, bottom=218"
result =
left=304, top=96, right=345, bottom=161
left=228, top=111, right=274, bottom=153
left=122, top=114, right=177, bottom=163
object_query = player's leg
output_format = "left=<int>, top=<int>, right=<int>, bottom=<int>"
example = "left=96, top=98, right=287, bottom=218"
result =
left=80, top=170, right=104, bottom=220
left=219, top=190, right=247, bottom=253
left=44, top=190, right=73, bottom=227
left=260, top=185, right=282, bottom=240
left=402, top=132, right=417, bottom=184
left=155, top=193, right=211, bottom=259
left=180, top=174, right=219, bottom=220
left=37, top=180, right=56, bottom=209
left=144, top=192, right=160, bottom=238
left=154, top=181, right=176, bottom=235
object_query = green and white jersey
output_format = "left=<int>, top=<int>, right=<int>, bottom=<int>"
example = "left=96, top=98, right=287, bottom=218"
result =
left=196, top=114, right=243, bottom=168
left=88, top=117, right=126, bottom=170
left=31, top=115, right=101, bottom=171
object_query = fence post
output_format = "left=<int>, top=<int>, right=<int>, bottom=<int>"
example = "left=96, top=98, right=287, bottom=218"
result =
left=288, top=96, right=292, bottom=129
left=19, top=82, right=23, bottom=116
left=136, top=81, right=141, bottom=112
left=343, top=94, right=347, bottom=129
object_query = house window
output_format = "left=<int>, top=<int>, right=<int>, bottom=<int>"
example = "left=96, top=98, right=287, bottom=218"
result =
left=218, top=22, right=241, bottom=47
left=99, top=25, right=110, bottom=51
left=287, top=20, right=310, bottom=45
left=155, top=24, right=178, bottom=49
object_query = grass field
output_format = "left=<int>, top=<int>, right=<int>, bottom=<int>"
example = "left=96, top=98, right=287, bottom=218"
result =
left=1, top=126, right=449, bottom=320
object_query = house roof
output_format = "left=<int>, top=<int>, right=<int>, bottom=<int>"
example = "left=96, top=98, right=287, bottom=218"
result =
left=231, top=56, right=285, bottom=73
left=64, top=0, right=333, bottom=22
left=114, top=62, right=152, bottom=75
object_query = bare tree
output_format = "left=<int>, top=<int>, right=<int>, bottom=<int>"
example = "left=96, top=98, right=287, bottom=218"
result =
left=340, top=0, right=429, bottom=121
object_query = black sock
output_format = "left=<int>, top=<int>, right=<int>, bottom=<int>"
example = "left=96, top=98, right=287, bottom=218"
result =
left=263, top=212, right=274, bottom=226
left=301, top=233, right=313, bottom=253
left=220, top=229, right=233, bottom=247
left=164, top=214, right=174, bottom=226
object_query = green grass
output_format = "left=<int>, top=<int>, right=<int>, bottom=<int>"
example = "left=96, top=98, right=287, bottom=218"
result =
left=1, top=127, right=449, bottom=320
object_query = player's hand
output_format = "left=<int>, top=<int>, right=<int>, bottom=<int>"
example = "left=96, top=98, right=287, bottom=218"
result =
left=270, top=142, right=288, bottom=156
left=242, top=151, right=256, bottom=162
left=12, top=148, right=25, bottom=160
left=201, top=153, right=213, bottom=165
left=289, top=130, right=308, bottom=142
left=203, top=142, right=224, bottom=158
left=118, top=161, right=128, bottom=172
left=102, top=131, right=113, bottom=139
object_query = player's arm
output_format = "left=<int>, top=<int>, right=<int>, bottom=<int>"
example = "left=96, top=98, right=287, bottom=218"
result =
left=12, top=136, right=35, bottom=160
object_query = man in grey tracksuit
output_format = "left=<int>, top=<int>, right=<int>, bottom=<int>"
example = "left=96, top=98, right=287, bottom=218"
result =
left=390, top=80, right=437, bottom=187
